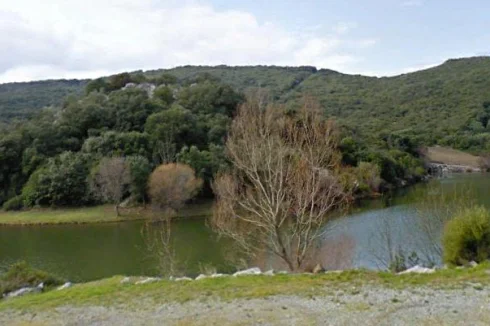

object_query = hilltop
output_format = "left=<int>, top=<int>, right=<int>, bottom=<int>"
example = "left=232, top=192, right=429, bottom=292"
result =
left=1, top=57, right=490, bottom=153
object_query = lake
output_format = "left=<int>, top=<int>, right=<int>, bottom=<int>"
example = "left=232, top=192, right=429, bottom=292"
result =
left=1, top=174, right=489, bottom=281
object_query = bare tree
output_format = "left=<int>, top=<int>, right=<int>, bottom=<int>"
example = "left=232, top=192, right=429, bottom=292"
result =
left=153, top=128, right=176, bottom=165
left=91, top=157, right=130, bottom=216
left=211, top=97, right=350, bottom=272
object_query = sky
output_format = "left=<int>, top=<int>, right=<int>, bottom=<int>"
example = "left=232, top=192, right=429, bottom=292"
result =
left=1, top=0, right=489, bottom=83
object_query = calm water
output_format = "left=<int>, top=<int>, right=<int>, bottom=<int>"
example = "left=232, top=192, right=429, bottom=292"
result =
left=1, top=174, right=489, bottom=281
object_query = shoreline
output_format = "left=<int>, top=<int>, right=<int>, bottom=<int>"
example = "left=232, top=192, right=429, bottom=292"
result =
left=1, top=171, right=486, bottom=226
left=0, top=202, right=213, bottom=226
left=1, top=264, right=489, bottom=325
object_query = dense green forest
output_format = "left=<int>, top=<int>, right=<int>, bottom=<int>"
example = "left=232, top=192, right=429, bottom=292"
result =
left=1, top=56, right=489, bottom=210
left=0, top=80, right=86, bottom=122
left=2, top=57, right=490, bottom=152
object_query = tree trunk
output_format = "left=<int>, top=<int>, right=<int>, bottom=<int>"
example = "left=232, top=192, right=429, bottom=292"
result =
left=115, top=204, right=120, bottom=217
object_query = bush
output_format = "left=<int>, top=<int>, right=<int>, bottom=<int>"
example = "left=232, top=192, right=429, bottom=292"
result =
left=2, top=195, right=24, bottom=211
left=443, top=206, right=490, bottom=265
left=0, top=262, right=64, bottom=295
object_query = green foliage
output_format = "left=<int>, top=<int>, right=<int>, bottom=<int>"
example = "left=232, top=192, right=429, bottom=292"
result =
left=0, top=80, right=85, bottom=122
left=177, top=81, right=244, bottom=116
left=22, top=152, right=93, bottom=207
left=0, top=262, right=64, bottom=295
left=82, top=131, right=152, bottom=159
left=145, top=105, right=199, bottom=148
left=177, top=144, right=228, bottom=196
left=443, top=206, right=490, bottom=265
left=126, top=155, right=152, bottom=203
left=355, top=162, right=382, bottom=193
left=153, top=86, right=175, bottom=106
left=106, top=73, right=132, bottom=92
left=2, top=195, right=24, bottom=211
left=85, top=78, right=108, bottom=94
left=152, top=72, right=178, bottom=86
left=9, top=59, right=490, bottom=207
left=108, top=88, right=156, bottom=132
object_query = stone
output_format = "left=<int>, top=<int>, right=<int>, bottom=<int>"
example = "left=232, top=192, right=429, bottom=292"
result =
left=469, top=261, right=478, bottom=268
left=210, top=273, right=228, bottom=278
left=5, top=287, right=41, bottom=298
left=233, top=267, right=262, bottom=277
left=120, top=277, right=131, bottom=284
left=195, top=274, right=208, bottom=280
left=264, top=270, right=274, bottom=276
left=135, top=277, right=161, bottom=285
left=312, top=264, right=325, bottom=274
left=57, top=282, right=73, bottom=290
left=399, top=265, right=435, bottom=274
left=174, top=277, right=193, bottom=282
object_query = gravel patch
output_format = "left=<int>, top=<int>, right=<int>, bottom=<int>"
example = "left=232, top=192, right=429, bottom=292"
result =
left=1, top=285, right=490, bottom=325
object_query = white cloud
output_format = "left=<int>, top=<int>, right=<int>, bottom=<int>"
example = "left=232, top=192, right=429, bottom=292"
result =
left=0, top=0, right=376, bottom=83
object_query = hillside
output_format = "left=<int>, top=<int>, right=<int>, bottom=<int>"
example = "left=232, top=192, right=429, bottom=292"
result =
left=1, top=57, right=490, bottom=153
left=0, top=79, right=86, bottom=122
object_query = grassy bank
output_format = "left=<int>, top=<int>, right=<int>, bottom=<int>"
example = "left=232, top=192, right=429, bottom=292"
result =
left=0, top=202, right=212, bottom=225
left=1, top=263, right=489, bottom=311
left=425, top=146, right=481, bottom=167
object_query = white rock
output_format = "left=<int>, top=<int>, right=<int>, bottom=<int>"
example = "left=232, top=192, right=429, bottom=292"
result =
left=469, top=261, right=478, bottom=268
left=233, top=267, right=262, bottom=277
left=120, top=277, right=131, bottom=284
left=210, top=273, right=228, bottom=278
left=6, top=287, right=41, bottom=298
left=399, top=265, right=435, bottom=274
left=264, top=270, right=274, bottom=276
left=174, top=277, right=193, bottom=282
left=135, top=277, right=161, bottom=285
left=195, top=274, right=208, bottom=280
left=57, top=282, right=72, bottom=290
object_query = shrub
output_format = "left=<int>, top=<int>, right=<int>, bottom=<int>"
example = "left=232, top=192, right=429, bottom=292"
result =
left=2, top=195, right=24, bottom=211
left=148, top=163, right=203, bottom=214
left=0, top=262, right=64, bottom=295
left=443, top=206, right=490, bottom=265
left=356, top=162, right=382, bottom=193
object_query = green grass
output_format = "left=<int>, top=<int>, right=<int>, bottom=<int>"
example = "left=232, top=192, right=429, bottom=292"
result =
left=1, top=263, right=489, bottom=311
left=0, top=202, right=212, bottom=225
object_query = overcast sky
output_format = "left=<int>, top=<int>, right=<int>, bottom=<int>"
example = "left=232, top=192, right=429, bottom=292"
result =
left=1, top=0, right=489, bottom=83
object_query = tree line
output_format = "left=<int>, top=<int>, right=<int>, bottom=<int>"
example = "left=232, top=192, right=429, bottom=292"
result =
left=0, top=72, right=426, bottom=211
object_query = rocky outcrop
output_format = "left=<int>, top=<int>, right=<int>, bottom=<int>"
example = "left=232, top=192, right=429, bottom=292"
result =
left=122, top=83, right=156, bottom=98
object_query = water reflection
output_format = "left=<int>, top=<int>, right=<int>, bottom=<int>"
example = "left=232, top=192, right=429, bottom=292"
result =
left=0, top=174, right=488, bottom=280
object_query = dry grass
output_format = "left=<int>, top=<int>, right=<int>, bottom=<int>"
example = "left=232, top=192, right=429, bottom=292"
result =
left=425, top=146, right=481, bottom=167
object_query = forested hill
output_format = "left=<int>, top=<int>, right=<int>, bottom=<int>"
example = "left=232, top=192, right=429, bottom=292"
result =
left=2, top=56, right=490, bottom=210
left=0, top=79, right=86, bottom=122
left=2, top=56, right=490, bottom=152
